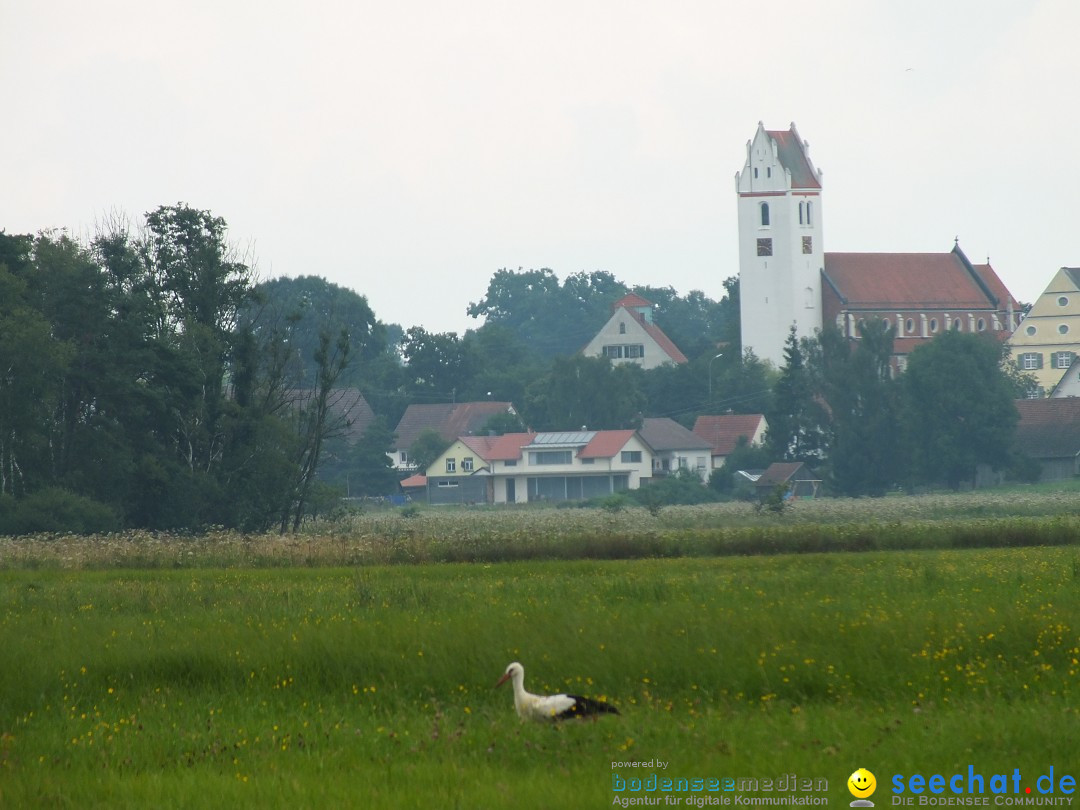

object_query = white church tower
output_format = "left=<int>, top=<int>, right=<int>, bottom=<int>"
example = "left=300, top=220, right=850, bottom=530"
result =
left=736, top=122, right=824, bottom=366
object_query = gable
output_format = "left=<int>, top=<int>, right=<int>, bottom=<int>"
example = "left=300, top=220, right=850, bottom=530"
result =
left=583, top=305, right=687, bottom=365
left=639, top=418, right=711, bottom=452
left=692, top=414, right=767, bottom=455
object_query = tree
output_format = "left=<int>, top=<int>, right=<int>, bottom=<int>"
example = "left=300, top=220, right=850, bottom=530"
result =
left=401, top=327, right=477, bottom=402
left=766, top=327, right=828, bottom=462
left=467, top=268, right=625, bottom=358
left=812, top=320, right=902, bottom=496
left=522, top=354, right=645, bottom=431
left=901, top=330, right=1019, bottom=490
left=409, top=428, right=452, bottom=474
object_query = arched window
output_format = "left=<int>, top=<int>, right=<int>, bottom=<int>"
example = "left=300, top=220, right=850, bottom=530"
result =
left=760, top=203, right=770, bottom=227
left=619, top=322, right=626, bottom=334
left=806, top=201, right=813, bottom=225
left=798, top=202, right=805, bottom=224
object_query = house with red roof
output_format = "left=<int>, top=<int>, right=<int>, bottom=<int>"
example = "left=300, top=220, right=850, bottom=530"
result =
left=582, top=293, right=688, bottom=370
left=421, top=429, right=655, bottom=505
left=692, top=413, right=768, bottom=468
left=737, top=122, right=1020, bottom=368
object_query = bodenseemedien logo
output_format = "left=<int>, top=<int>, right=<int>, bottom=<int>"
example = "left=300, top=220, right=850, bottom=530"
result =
left=849, top=768, right=878, bottom=807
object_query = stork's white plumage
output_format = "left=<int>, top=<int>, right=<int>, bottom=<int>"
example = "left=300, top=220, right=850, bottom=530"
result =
left=495, top=662, right=620, bottom=722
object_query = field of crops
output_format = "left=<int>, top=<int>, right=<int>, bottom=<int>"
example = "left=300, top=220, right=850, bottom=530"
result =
left=2, top=491, right=1079, bottom=808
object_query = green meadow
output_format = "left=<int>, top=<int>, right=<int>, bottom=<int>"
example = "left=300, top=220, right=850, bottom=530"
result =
left=2, top=495, right=1079, bottom=808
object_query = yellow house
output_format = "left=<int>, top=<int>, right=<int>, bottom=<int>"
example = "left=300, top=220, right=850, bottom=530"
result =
left=1008, top=268, right=1080, bottom=396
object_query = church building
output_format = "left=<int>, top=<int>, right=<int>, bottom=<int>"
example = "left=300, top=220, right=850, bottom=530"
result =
left=736, top=122, right=1020, bottom=368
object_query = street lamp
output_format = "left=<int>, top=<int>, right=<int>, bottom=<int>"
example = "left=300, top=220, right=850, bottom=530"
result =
left=708, top=353, right=724, bottom=398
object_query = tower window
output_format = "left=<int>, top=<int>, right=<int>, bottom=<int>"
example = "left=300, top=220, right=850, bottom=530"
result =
left=806, top=201, right=813, bottom=225
left=767, top=167, right=772, bottom=178
left=753, top=167, right=759, bottom=179
left=799, top=201, right=805, bottom=224
left=802, top=236, right=812, bottom=254
left=757, top=238, right=773, bottom=256
left=760, top=203, right=770, bottom=227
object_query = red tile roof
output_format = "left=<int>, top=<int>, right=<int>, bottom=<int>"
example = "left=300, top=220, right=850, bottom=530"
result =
left=283, top=387, right=376, bottom=443
left=1014, top=398, right=1080, bottom=459
left=613, top=292, right=653, bottom=310
left=400, top=473, right=427, bottom=488
left=579, top=429, right=638, bottom=459
left=824, top=252, right=997, bottom=309
left=765, top=128, right=821, bottom=190
left=692, top=414, right=767, bottom=455
left=393, top=401, right=516, bottom=449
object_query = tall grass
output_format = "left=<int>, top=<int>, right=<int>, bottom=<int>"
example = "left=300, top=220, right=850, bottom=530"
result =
left=2, top=548, right=1078, bottom=807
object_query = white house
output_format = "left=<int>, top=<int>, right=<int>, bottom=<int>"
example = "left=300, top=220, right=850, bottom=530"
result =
left=582, top=293, right=687, bottom=370
left=422, top=429, right=655, bottom=505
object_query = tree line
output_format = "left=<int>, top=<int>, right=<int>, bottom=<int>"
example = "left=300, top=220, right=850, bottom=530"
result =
left=1, top=203, right=1032, bottom=533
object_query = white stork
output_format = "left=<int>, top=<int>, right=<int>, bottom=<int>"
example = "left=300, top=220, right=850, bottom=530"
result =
left=495, top=662, right=620, bottom=722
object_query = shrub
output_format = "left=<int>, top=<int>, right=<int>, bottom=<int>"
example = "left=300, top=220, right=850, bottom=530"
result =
left=0, top=488, right=120, bottom=535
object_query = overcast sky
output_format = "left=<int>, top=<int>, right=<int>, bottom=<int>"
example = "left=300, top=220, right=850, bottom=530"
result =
left=3, top=0, right=1076, bottom=335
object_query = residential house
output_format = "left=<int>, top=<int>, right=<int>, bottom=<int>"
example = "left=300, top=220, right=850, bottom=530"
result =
left=1011, top=398, right=1080, bottom=481
left=582, top=293, right=688, bottom=370
left=638, top=417, right=713, bottom=481
left=389, top=401, right=517, bottom=472
left=283, top=387, right=377, bottom=442
left=423, top=429, right=655, bottom=505
left=754, top=462, right=821, bottom=498
left=692, top=413, right=768, bottom=469
left=1007, top=267, right=1080, bottom=396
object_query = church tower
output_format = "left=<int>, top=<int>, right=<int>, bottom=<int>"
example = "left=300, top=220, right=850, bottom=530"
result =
left=736, top=122, right=824, bottom=366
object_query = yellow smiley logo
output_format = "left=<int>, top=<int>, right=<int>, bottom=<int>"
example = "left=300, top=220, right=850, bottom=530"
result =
left=848, top=768, right=877, bottom=798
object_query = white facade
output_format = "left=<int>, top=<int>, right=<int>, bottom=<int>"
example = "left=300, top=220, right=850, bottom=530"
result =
left=736, top=122, right=824, bottom=367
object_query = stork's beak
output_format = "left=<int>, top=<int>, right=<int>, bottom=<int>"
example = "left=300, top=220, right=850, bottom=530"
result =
left=495, top=672, right=511, bottom=688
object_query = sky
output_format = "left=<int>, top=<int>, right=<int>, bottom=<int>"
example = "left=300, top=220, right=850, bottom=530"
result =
left=3, top=0, right=1077, bottom=336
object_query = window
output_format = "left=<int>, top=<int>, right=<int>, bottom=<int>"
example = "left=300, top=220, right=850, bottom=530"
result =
left=604, top=345, right=623, bottom=359
left=802, top=236, right=812, bottom=254
left=767, top=167, right=772, bottom=178
left=1059, top=324, right=1070, bottom=335
left=445, top=458, right=456, bottom=473
left=620, top=450, right=642, bottom=463
left=504, top=459, right=517, bottom=467
left=905, top=318, right=915, bottom=333
left=1026, top=325, right=1037, bottom=336
left=462, top=457, right=474, bottom=472
left=753, top=167, right=759, bottom=178
left=799, top=201, right=804, bottom=224
left=581, top=457, right=594, bottom=465
left=929, top=318, right=938, bottom=333
left=757, top=238, right=773, bottom=256
left=1055, top=352, right=1074, bottom=369
left=399, top=451, right=408, bottom=463
left=1021, top=352, right=1042, bottom=370
left=625, top=344, right=644, bottom=358
left=953, top=319, right=963, bottom=331
left=977, top=318, right=986, bottom=331
left=696, top=457, right=707, bottom=471
left=806, top=201, right=813, bottom=225
left=618, top=322, right=626, bottom=334
left=436, top=480, right=459, bottom=488
left=677, top=457, right=688, bottom=469
left=530, top=450, right=573, bottom=465
left=1059, top=296, right=1069, bottom=307
left=760, top=203, right=770, bottom=227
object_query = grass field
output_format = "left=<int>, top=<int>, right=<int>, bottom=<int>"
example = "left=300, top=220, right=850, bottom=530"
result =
left=2, top=529, right=1079, bottom=808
